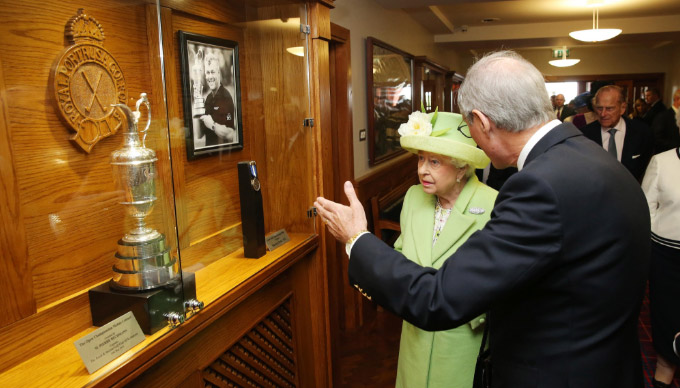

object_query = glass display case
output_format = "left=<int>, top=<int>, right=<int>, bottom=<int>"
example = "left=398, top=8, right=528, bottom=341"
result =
left=0, top=0, right=328, bottom=386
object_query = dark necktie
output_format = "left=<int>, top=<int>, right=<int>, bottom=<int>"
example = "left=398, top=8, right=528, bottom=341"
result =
left=608, top=128, right=618, bottom=159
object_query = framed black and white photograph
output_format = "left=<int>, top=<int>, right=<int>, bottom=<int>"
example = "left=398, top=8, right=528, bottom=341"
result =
left=179, top=31, right=243, bottom=159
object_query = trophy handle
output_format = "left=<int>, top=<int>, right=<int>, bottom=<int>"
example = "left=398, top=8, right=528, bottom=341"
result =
left=135, top=93, right=151, bottom=147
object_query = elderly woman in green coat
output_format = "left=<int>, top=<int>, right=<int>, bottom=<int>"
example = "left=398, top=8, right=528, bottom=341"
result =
left=394, top=111, right=497, bottom=388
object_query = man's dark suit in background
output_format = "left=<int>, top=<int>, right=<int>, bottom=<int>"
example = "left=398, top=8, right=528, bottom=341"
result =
left=644, top=96, right=666, bottom=126
left=348, top=123, right=649, bottom=387
left=651, top=108, right=680, bottom=154
left=582, top=117, right=653, bottom=182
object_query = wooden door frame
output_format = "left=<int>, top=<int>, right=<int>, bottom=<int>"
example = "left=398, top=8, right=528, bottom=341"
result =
left=327, top=21, right=358, bottom=388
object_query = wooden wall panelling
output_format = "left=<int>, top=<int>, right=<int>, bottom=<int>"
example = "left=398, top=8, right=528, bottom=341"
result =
left=246, top=4, right=315, bottom=234
left=2, top=1, right=158, bottom=311
left=0, top=53, right=35, bottom=328
left=166, top=10, right=255, bottom=270
left=144, top=4, right=182, bottom=268
left=0, top=1, right=174, bottom=370
left=161, top=0, right=246, bottom=25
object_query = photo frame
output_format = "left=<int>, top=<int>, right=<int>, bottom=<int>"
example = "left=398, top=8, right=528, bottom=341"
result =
left=366, top=37, right=414, bottom=166
left=179, top=31, right=243, bottom=159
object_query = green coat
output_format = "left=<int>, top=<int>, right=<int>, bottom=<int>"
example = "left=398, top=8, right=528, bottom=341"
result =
left=394, top=176, right=498, bottom=388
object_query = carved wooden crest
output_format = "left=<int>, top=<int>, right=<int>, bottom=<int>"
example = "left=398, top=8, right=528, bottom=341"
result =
left=53, top=9, right=128, bottom=152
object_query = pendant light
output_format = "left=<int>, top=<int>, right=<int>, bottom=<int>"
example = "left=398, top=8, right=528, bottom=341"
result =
left=569, top=7, right=621, bottom=42
left=549, top=46, right=580, bottom=68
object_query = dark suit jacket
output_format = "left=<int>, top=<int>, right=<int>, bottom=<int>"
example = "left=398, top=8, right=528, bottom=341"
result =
left=348, top=123, right=650, bottom=387
left=643, top=100, right=667, bottom=126
left=556, top=105, right=576, bottom=122
left=651, top=107, right=680, bottom=154
left=582, top=117, right=653, bottom=182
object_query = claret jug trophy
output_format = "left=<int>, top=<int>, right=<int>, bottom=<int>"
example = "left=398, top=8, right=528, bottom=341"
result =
left=88, top=93, right=202, bottom=334
left=109, top=93, right=178, bottom=291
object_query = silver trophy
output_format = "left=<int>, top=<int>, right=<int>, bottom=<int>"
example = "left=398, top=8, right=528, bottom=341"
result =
left=191, top=48, right=205, bottom=117
left=110, top=93, right=179, bottom=291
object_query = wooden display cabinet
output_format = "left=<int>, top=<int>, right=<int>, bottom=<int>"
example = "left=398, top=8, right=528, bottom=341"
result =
left=414, top=56, right=448, bottom=113
left=0, top=0, right=334, bottom=386
left=445, top=71, right=465, bottom=114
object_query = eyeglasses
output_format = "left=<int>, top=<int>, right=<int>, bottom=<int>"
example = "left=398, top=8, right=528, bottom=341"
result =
left=457, top=121, right=472, bottom=138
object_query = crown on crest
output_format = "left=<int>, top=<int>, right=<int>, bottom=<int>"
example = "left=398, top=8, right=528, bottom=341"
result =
left=66, top=9, right=105, bottom=44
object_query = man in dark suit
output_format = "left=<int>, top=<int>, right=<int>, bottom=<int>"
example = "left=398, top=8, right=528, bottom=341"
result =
left=582, top=85, right=653, bottom=182
left=644, top=88, right=667, bottom=126
left=315, top=51, right=649, bottom=387
left=554, top=93, right=575, bottom=121
left=650, top=89, right=680, bottom=154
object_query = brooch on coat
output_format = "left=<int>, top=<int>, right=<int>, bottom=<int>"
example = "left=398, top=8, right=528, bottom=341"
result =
left=469, top=207, right=485, bottom=215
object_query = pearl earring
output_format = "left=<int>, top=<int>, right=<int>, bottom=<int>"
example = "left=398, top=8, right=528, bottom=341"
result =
left=456, top=177, right=461, bottom=183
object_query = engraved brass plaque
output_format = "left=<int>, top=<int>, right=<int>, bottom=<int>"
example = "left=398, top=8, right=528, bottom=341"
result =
left=53, top=9, right=128, bottom=152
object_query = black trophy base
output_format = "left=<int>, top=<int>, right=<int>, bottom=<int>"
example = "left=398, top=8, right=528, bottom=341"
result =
left=88, top=272, right=196, bottom=335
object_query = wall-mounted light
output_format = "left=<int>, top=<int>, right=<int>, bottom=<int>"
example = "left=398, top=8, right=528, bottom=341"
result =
left=286, top=46, right=304, bottom=57
left=549, top=46, right=580, bottom=67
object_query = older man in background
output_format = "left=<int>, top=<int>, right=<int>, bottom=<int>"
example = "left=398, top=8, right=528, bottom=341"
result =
left=315, top=51, right=649, bottom=388
left=581, top=85, right=653, bottom=182
left=554, top=93, right=575, bottom=121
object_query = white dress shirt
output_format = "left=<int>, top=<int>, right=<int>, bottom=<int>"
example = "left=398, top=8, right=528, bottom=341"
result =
left=600, top=119, right=626, bottom=161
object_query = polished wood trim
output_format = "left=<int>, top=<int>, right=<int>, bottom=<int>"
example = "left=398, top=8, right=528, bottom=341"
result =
left=124, top=285, right=295, bottom=387
left=160, top=0, right=245, bottom=25
left=415, top=56, right=449, bottom=74
left=0, top=50, right=35, bottom=328
left=317, top=0, right=335, bottom=9
left=328, top=21, right=355, bottom=388
left=307, top=3, right=334, bottom=387
left=0, top=234, right=318, bottom=388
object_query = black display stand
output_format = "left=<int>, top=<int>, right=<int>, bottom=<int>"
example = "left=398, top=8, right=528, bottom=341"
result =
left=88, top=272, right=196, bottom=335
left=237, top=161, right=266, bottom=258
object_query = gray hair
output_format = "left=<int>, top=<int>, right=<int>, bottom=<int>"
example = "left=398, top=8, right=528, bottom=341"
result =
left=458, top=50, right=554, bottom=133
left=593, top=85, right=625, bottom=104
left=448, top=157, right=474, bottom=178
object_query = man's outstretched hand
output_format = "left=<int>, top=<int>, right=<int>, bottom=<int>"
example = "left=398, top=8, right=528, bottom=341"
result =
left=314, top=181, right=368, bottom=243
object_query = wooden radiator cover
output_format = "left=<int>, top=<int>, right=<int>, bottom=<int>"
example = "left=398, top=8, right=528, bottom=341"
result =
left=202, top=298, right=298, bottom=388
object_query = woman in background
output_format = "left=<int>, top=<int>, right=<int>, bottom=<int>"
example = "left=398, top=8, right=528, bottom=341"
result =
left=642, top=141, right=680, bottom=388
left=629, top=97, right=649, bottom=122
left=393, top=111, right=497, bottom=388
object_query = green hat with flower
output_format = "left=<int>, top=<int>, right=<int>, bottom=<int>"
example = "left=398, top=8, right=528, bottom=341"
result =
left=398, top=109, right=490, bottom=169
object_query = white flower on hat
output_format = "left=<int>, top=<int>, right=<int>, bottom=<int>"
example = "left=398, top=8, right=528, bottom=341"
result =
left=398, top=111, right=432, bottom=137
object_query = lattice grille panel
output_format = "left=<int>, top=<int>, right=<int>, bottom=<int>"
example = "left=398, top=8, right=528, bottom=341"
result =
left=202, top=299, right=296, bottom=388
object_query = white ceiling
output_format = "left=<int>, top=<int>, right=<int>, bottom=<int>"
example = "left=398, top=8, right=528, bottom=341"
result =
left=370, top=0, right=680, bottom=52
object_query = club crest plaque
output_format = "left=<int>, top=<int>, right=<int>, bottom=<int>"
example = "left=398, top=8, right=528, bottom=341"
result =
left=53, top=9, right=128, bottom=152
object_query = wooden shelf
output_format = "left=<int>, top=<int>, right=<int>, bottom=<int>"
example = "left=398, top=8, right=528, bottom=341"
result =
left=0, top=233, right=318, bottom=388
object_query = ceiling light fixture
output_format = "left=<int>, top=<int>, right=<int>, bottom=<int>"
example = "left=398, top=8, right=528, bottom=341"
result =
left=569, top=6, right=621, bottom=42
left=549, top=46, right=580, bottom=67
